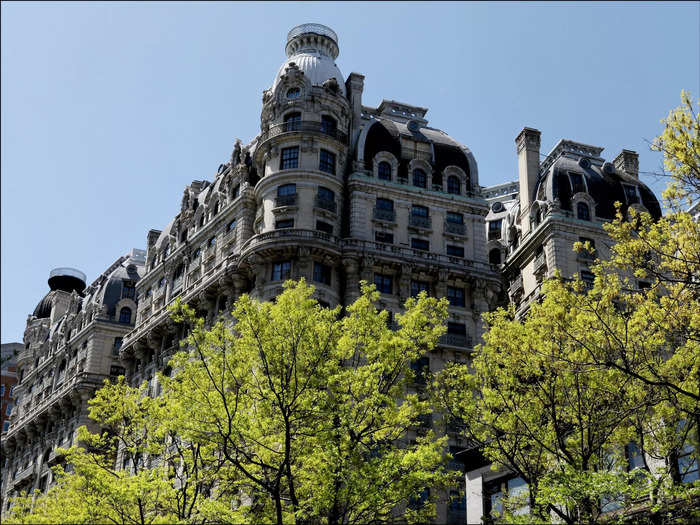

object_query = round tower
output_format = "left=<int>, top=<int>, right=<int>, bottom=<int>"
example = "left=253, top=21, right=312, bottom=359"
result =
left=247, top=24, right=350, bottom=304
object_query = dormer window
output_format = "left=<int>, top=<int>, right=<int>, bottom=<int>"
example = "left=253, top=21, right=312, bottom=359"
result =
left=447, top=176, right=461, bottom=195
left=377, top=161, right=392, bottom=181
left=577, top=202, right=591, bottom=221
left=569, top=172, right=587, bottom=193
left=623, top=184, right=639, bottom=204
left=413, top=169, right=427, bottom=189
left=286, top=87, right=301, bottom=99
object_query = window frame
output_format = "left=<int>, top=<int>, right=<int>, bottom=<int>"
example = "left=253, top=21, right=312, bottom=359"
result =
left=319, top=149, right=336, bottom=175
left=280, top=146, right=300, bottom=170
left=272, top=261, right=292, bottom=282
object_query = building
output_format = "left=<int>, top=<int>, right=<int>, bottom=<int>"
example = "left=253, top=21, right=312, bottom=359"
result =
left=1, top=23, right=662, bottom=523
left=1, top=344, right=22, bottom=434
left=0, top=251, right=145, bottom=510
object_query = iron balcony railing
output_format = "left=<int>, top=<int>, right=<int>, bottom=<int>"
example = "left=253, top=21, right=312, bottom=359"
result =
left=534, top=252, right=547, bottom=273
left=439, top=333, right=472, bottom=348
left=373, top=208, right=396, bottom=222
left=275, top=194, right=298, bottom=207
left=409, top=215, right=432, bottom=229
left=444, top=221, right=466, bottom=235
left=260, top=121, right=348, bottom=145
left=509, top=275, right=524, bottom=296
left=314, top=196, right=337, bottom=213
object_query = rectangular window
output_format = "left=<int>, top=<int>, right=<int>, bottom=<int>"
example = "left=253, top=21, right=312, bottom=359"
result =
left=113, top=337, right=123, bottom=356
left=2, top=421, right=8, bottom=433
left=313, top=262, right=332, bottom=285
left=411, top=205, right=429, bottom=217
left=275, top=219, right=294, bottom=229
left=280, top=146, right=299, bottom=170
left=580, top=270, right=595, bottom=290
left=411, top=280, right=429, bottom=298
left=488, top=219, right=502, bottom=240
left=232, top=184, right=240, bottom=198
left=6, top=403, right=13, bottom=416
left=316, top=221, right=333, bottom=234
left=447, top=322, right=467, bottom=336
left=272, top=261, right=292, bottom=281
left=122, top=284, right=135, bottom=299
left=411, top=238, right=429, bottom=251
left=375, top=231, right=394, bottom=244
left=376, top=198, right=394, bottom=211
left=9, top=386, right=14, bottom=399
left=624, top=184, right=639, bottom=204
left=447, top=286, right=465, bottom=307
left=319, top=149, right=336, bottom=174
left=374, top=273, right=393, bottom=294
left=446, top=245, right=464, bottom=258
left=569, top=172, right=586, bottom=193
left=1, top=385, right=4, bottom=397
left=446, top=211, right=464, bottom=224
left=227, top=219, right=237, bottom=232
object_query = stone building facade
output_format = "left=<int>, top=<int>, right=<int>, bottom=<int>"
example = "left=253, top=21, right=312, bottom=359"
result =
left=0, top=23, right=662, bottom=523
left=0, top=251, right=145, bottom=510
left=1, top=344, right=21, bottom=434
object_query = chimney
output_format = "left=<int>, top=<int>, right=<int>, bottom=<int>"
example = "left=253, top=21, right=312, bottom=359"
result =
left=515, top=127, right=541, bottom=231
left=346, top=72, right=365, bottom=129
left=613, top=149, right=639, bottom=179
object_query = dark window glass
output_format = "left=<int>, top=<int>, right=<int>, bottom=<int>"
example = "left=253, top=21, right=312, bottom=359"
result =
left=122, top=283, right=135, bottom=299
left=284, top=112, right=301, bottom=131
left=119, top=307, right=132, bottom=324
left=638, top=280, right=651, bottom=290
left=163, top=245, right=170, bottom=258
left=447, top=175, right=461, bottom=195
left=374, top=273, right=393, bottom=294
left=570, top=172, right=586, bottom=193
left=411, top=280, right=429, bottom=297
left=577, top=202, right=591, bottom=221
left=411, top=238, right=429, bottom=251
left=375, top=231, right=394, bottom=244
left=581, top=270, right=595, bottom=290
left=447, top=245, right=464, bottom=258
left=227, top=219, right=237, bottom=232
left=208, top=236, right=217, bottom=247
left=319, top=149, right=336, bottom=174
left=193, top=247, right=201, bottom=259
left=286, top=87, right=301, bottom=99
left=213, top=201, right=220, bottom=216
left=413, top=169, right=427, bottom=188
left=624, top=184, right=639, bottom=204
left=489, top=248, right=502, bottom=265
left=320, top=115, right=337, bottom=135
left=446, top=212, right=464, bottom=224
left=410, top=357, right=430, bottom=386
left=199, top=215, right=205, bottom=227
left=272, top=261, right=292, bottom=281
left=318, top=186, right=335, bottom=201
left=377, top=161, right=392, bottom=180
left=232, top=184, right=240, bottom=198
left=277, top=183, right=297, bottom=196
left=411, top=205, right=429, bottom=217
left=145, top=287, right=152, bottom=297
left=313, top=262, right=332, bottom=285
left=280, top=147, right=299, bottom=170
left=447, top=322, right=467, bottom=336
left=158, top=277, right=166, bottom=289
left=275, top=219, right=294, bottom=229
left=316, top=221, right=333, bottom=234
left=110, top=365, right=125, bottom=377
left=447, top=286, right=465, bottom=307
left=376, top=198, right=394, bottom=211
left=180, top=230, right=188, bottom=242
left=488, top=219, right=502, bottom=240
left=113, top=337, right=123, bottom=350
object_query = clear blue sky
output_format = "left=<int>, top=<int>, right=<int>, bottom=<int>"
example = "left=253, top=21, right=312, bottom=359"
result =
left=2, top=2, right=698, bottom=343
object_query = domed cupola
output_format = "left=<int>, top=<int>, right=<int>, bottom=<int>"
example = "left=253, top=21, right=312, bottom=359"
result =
left=271, top=24, right=346, bottom=97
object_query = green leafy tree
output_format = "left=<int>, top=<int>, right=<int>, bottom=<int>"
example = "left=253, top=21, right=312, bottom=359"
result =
left=164, top=280, right=454, bottom=524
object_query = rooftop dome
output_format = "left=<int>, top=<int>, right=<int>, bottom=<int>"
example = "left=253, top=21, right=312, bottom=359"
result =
left=32, top=268, right=87, bottom=319
left=271, top=23, right=346, bottom=96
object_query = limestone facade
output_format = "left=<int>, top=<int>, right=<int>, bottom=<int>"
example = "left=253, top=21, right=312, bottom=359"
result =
left=0, top=23, right=663, bottom=524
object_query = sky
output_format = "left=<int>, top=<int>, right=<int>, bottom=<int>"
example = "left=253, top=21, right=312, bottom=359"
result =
left=2, top=1, right=699, bottom=343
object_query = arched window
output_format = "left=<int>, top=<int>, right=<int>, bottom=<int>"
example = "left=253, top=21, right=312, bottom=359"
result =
left=119, top=307, right=132, bottom=324
left=577, top=202, right=591, bottom=221
left=213, top=201, right=220, bottom=216
left=199, top=215, right=205, bottom=228
left=286, top=87, right=301, bottom=99
left=413, top=169, right=427, bottom=188
left=377, top=161, right=392, bottom=181
left=489, top=248, right=502, bottom=265
left=284, top=112, right=301, bottom=132
left=447, top=176, right=461, bottom=195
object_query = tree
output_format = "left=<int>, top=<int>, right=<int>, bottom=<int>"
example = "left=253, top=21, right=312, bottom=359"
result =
left=164, top=280, right=454, bottom=524
left=435, top=91, right=700, bottom=524
left=7, top=280, right=455, bottom=524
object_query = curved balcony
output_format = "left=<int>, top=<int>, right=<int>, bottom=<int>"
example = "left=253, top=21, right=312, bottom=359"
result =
left=259, top=121, right=348, bottom=146
left=241, top=229, right=340, bottom=259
